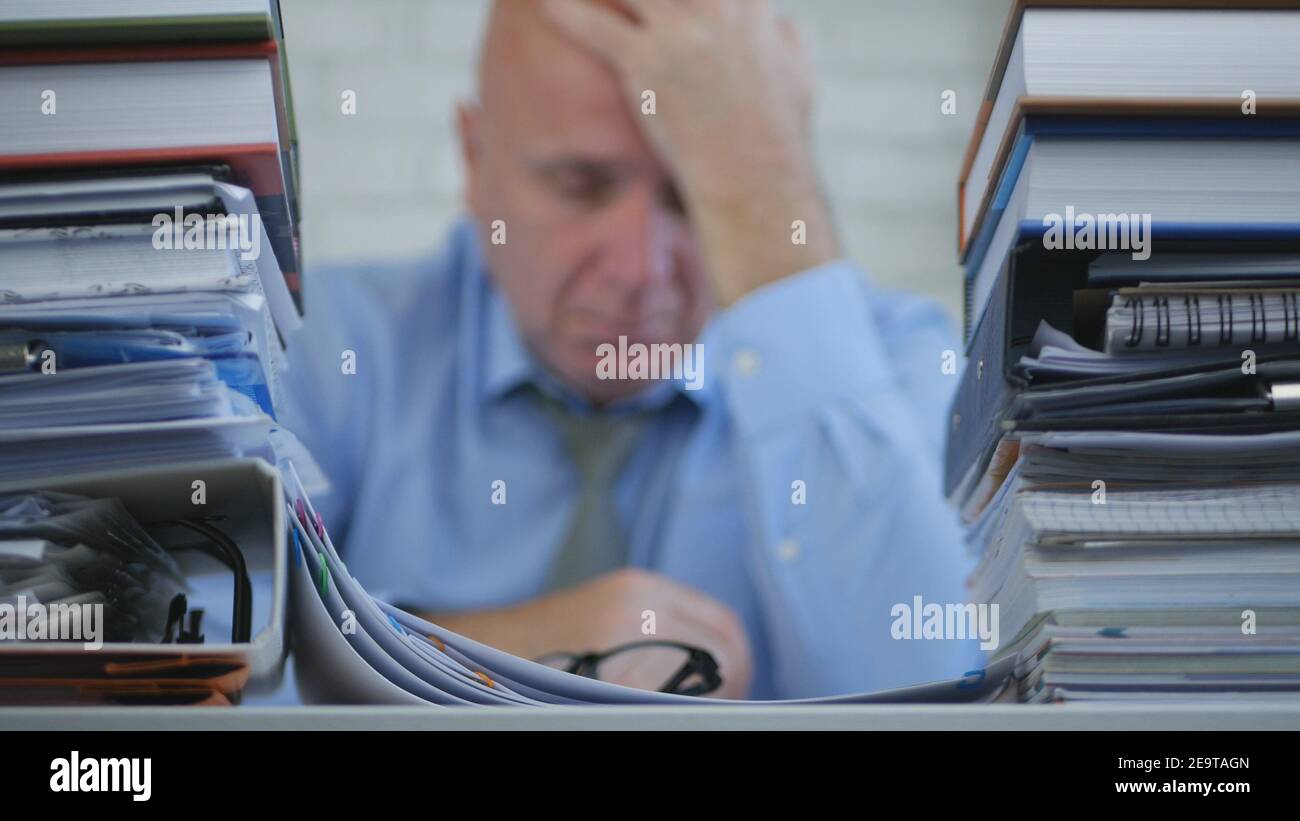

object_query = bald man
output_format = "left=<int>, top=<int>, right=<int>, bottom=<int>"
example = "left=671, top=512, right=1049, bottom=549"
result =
left=283, top=0, right=981, bottom=699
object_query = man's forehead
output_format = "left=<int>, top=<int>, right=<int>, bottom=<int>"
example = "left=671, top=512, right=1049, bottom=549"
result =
left=479, top=0, right=646, bottom=155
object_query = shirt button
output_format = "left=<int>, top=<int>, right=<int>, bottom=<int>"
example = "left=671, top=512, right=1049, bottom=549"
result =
left=777, top=539, right=801, bottom=562
left=733, top=348, right=761, bottom=377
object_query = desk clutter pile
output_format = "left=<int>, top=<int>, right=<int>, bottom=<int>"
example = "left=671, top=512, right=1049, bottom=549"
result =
left=0, top=0, right=304, bottom=705
left=948, top=0, right=1300, bottom=702
left=0, top=0, right=1018, bottom=708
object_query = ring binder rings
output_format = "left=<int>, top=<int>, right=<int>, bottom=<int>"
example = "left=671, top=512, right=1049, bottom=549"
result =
left=1108, top=289, right=1300, bottom=353
left=0, top=459, right=287, bottom=695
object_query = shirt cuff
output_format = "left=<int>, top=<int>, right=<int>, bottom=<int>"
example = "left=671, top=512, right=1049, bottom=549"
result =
left=704, top=260, right=891, bottom=437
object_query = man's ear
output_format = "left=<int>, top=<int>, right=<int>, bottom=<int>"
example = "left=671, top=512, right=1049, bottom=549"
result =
left=456, top=99, right=484, bottom=212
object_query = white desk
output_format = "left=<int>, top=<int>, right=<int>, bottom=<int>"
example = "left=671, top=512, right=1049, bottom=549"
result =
left=3, top=704, right=1299, bottom=730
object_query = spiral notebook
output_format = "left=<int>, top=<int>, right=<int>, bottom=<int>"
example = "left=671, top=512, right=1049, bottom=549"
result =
left=1104, top=287, right=1300, bottom=353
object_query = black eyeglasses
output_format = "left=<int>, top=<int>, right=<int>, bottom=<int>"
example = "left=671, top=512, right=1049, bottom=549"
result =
left=535, top=640, right=722, bottom=696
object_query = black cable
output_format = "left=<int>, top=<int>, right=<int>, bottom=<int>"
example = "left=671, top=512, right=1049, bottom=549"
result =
left=150, top=519, right=252, bottom=644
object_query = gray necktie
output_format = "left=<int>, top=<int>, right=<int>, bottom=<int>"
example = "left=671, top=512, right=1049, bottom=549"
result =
left=531, top=390, right=650, bottom=590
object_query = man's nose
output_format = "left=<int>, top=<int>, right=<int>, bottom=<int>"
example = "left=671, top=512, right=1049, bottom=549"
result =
left=597, top=184, right=673, bottom=297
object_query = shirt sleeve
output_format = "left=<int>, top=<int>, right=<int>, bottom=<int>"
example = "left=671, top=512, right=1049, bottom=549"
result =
left=703, top=261, right=986, bottom=697
left=277, top=267, right=385, bottom=544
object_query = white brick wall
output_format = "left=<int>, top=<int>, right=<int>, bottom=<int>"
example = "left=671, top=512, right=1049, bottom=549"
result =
left=280, top=0, right=1011, bottom=319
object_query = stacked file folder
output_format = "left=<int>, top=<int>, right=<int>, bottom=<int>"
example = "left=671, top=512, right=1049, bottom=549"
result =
left=948, top=0, right=1300, bottom=702
left=0, top=0, right=301, bottom=704
left=278, top=464, right=1015, bottom=706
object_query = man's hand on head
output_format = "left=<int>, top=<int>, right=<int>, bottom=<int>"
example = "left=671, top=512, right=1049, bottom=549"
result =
left=539, top=0, right=841, bottom=307
left=426, top=567, right=754, bottom=698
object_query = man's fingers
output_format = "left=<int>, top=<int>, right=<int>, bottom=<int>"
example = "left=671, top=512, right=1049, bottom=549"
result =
left=539, top=0, right=639, bottom=65
left=691, top=0, right=771, bottom=26
left=777, top=15, right=803, bottom=53
left=618, top=0, right=680, bottom=27
left=592, top=570, right=754, bottom=696
left=665, top=596, right=753, bottom=695
left=683, top=0, right=730, bottom=23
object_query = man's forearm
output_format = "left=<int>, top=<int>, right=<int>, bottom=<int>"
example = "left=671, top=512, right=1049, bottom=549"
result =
left=421, top=602, right=564, bottom=662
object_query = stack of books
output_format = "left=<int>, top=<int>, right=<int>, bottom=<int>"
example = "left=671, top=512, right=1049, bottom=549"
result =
left=948, top=0, right=1300, bottom=702
left=0, top=0, right=302, bottom=703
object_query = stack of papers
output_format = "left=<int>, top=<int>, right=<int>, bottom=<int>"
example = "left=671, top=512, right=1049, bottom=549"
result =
left=278, top=466, right=1015, bottom=706
left=950, top=0, right=1300, bottom=703
left=967, top=431, right=1300, bottom=702
left=0, top=0, right=309, bottom=704
left=0, top=174, right=291, bottom=482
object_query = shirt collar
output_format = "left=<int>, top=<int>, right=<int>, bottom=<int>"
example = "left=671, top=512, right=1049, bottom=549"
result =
left=482, top=276, right=538, bottom=402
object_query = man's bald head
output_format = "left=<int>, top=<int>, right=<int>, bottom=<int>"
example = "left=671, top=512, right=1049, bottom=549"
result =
left=477, top=0, right=630, bottom=111
left=457, top=0, right=710, bottom=405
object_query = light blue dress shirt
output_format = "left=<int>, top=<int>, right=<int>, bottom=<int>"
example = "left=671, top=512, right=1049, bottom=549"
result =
left=280, top=217, right=984, bottom=699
